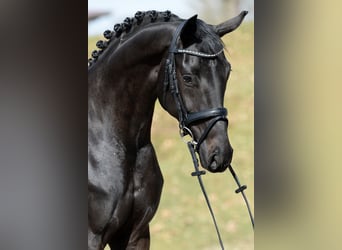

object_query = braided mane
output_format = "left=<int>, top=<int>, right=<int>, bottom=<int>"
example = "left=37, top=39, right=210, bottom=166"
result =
left=88, top=10, right=179, bottom=67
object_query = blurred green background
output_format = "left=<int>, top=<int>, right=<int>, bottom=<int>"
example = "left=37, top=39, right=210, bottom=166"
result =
left=88, top=16, right=254, bottom=250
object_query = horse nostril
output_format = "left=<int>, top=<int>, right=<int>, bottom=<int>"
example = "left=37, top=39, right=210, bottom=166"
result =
left=209, top=151, right=219, bottom=171
left=207, top=147, right=232, bottom=172
left=210, top=159, right=218, bottom=170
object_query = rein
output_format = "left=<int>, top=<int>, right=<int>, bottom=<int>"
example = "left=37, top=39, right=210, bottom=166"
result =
left=164, top=19, right=254, bottom=249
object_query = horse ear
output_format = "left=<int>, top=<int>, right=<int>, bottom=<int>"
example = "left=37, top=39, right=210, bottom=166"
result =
left=213, top=11, right=248, bottom=37
left=180, top=15, right=198, bottom=48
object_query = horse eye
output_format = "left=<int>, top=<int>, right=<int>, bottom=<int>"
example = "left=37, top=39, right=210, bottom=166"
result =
left=182, top=75, right=192, bottom=83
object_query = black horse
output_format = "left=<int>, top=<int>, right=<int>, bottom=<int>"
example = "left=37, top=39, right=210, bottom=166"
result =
left=88, top=10, right=247, bottom=250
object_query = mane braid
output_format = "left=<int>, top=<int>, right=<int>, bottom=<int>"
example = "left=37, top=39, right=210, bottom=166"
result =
left=88, top=10, right=175, bottom=67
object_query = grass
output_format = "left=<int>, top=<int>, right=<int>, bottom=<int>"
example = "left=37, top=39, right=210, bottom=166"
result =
left=89, top=21, right=254, bottom=249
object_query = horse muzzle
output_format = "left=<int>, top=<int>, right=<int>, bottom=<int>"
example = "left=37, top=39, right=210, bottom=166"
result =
left=199, top=136, right=233, bottom=173
left=187, top=116, right=233, bottom=173
left=181, top=107, right=232, bottom=173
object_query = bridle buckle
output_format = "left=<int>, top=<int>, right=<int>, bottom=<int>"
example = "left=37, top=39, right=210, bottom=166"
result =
left=179, top=126, right=198, bottom=148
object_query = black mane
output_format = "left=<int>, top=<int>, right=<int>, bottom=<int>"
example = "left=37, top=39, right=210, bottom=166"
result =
left=88, top=10, right=179, bottom=67
left=88, top=10, right=226, bottom=68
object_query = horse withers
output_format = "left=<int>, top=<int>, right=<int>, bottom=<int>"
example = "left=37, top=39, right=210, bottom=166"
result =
left=88, top=10, right=247, bottom=250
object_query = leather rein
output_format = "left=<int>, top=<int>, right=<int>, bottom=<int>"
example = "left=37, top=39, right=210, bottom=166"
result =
left=163, top=19, right=254, bottom=250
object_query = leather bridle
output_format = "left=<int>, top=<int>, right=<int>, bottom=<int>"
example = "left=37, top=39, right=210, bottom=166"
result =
left=163, top=19, right=228, bottom=151
left=163, top=19, right=254, bottom=250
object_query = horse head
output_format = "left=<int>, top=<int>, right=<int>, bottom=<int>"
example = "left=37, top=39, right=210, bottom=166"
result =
left=159, top=11, right=247, bottom=173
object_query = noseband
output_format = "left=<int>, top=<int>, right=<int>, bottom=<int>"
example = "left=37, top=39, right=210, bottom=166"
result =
left=164, top=20, right=228, bottom=150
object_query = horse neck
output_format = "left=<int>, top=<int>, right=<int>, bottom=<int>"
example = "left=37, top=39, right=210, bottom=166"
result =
left=88, top=23, right=176, bottom=149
